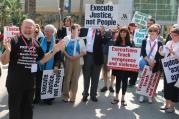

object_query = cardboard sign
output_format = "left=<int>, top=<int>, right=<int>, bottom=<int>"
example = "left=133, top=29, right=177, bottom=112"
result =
left=85, top=4, right=118, bottom=28
left=41, top=69, right=64, bottom=99
left=107, top=46, right=141, bottom=72
left=132, top=11, right=152, bottom=27
left=118, top=0, right=133, bottom=26
left=4, top=26, right=20, bottom=40
left=136, top=66, right=161, bottom=97
left=133, top=28, right=148, bottom=47
left=161, top=57, right=179, bottom=84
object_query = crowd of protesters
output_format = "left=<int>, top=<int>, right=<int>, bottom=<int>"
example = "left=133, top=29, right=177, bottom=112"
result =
left=0, top=15, right=179, bottom=119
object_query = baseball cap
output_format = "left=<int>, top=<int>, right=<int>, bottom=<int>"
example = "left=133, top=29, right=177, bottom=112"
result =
left=172, top=24, right=179, bottom=29
left=171, top=27, right=179, bottom=35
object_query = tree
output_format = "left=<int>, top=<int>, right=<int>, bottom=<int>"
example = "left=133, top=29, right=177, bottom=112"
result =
left=96, top=0, right=104, bottom=4
left=0, top=0, right=27, bottom=26
left=79, top=0, right=84, bottom=25
left=25, top=0, right=36, bottom=19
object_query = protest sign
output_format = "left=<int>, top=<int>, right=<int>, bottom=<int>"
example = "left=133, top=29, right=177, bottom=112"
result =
left=136, top=66, right=161, bottom=97
left=41, top=69, right=64, bottom=99
left=177, top=7, right=179, bottom=24
left=133, top=28, right=148, bottom=47
left=162, top=57, right=179, bottom=84
left=3, top=26, right=20, bottom=40
left=107, top=46, right=141, bottom=72
left=85, top=4, right=118, bottom=28
left=118, top=0, right=133, bottom=26
left=132, top=11, right=152, bottom=27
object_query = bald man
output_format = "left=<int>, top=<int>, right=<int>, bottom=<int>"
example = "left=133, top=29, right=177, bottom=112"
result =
left=1, top=19, right=64, bottom=119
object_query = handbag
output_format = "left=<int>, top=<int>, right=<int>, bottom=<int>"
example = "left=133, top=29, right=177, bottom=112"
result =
left=139, top=57, right=148, bottom=70
left=139, top=41, right=157, bottom=70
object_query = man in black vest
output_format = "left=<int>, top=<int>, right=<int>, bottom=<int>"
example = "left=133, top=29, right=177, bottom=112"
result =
left=1, top=19, right=64, bottom=119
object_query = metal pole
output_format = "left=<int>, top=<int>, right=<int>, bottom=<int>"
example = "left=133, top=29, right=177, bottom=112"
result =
left=68, top=0, right=71, bottom=13
left=57, top=0, right=61, bottom=28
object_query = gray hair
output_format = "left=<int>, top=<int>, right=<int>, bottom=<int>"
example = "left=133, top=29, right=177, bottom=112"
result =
left=22, top=19, right=35, bottom=26
left=44, top=24, right=56, bottom=34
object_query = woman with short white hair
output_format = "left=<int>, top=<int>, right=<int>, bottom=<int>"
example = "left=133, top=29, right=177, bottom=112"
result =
left=159, top=28, right=179, bottom=113
left=34, top=24, right=60, bottom=105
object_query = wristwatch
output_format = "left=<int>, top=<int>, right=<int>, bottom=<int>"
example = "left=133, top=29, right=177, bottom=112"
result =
left=50, top=50, right=53, bottom=54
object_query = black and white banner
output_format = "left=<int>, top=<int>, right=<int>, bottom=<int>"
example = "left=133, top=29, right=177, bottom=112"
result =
left=85, top=4, right=118, bottom=28
left=41, top=69, right=64, bottom=99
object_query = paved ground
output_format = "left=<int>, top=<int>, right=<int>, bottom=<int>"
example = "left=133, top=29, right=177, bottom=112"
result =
left=0, top=65, right=179, bottom=119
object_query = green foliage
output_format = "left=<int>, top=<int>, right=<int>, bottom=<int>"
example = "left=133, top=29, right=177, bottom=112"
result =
left=0, top=0, right=27, bottom=26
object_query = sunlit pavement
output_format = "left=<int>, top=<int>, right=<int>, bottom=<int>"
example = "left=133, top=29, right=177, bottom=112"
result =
left=0, top=65, right=179, bottom=119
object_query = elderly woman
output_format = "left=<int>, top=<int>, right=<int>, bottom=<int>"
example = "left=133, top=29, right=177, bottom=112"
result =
left=139, top=24, right=163, bottom=103
left=159, top=28, right=179, bottom=113
left=62, top=24, right=86, bottom=103
left=34, top=24, right=60, bottom=105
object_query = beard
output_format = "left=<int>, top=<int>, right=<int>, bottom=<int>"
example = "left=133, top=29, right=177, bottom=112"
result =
left=22, top=31, right=34, bottom=40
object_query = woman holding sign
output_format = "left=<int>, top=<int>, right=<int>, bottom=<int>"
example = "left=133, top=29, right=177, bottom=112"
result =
left=139, top=24, right=163, bottom=103
left=159, top=28, right=179, bottom=113
left=34, top=24, right=62, bottom=105
left=111, top=27, right=133, bottom=106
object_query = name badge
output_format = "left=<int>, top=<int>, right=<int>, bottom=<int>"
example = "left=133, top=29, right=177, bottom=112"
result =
left=31, top=64, right=37, bottom=73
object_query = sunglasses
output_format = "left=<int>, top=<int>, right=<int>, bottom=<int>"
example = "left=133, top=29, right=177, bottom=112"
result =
left=148, top=29, right=158, bottom=33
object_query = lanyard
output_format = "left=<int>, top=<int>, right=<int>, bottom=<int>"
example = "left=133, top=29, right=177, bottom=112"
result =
left=92, top=28, right=96, bottom=39
left=148, top=40, right=156, bottom=57
left=170, top=41, right=173, bottom=49
left=21, top=35, right=35, bottom=56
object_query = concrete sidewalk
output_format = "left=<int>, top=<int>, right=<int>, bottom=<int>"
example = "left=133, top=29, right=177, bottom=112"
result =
left=0, top=67, right=179, bottom=119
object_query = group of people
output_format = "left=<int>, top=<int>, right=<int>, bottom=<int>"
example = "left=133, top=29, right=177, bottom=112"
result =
left=0, top=15, right=179, bottom=119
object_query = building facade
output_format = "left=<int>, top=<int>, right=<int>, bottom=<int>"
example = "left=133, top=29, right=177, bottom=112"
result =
left=20, top=0, right=179, bottom=25
left=134, top=0, right=179, bottom=25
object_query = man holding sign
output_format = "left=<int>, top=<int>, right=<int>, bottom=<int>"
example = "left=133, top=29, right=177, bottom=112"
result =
left=1, top=19, right=64, bottom=119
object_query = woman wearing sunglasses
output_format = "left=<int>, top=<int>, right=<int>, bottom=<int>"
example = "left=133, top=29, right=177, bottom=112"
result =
left=139, top=24, right=163, bottom=103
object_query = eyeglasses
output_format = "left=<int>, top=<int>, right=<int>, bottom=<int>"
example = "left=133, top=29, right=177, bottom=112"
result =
left=148, top=29, right=158, bottom=33
left=170, top=33, right=179, bottom=37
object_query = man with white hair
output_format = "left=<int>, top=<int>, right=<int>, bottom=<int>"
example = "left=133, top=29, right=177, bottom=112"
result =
left=1, top=19, right=64, bottom=119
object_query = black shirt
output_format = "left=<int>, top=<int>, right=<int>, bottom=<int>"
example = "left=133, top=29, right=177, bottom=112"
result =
left=6, top=35, right=44, bottom=90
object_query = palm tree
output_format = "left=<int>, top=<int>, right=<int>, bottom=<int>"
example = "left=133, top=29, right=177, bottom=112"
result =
left=0, top=0, right=27, bottom=26
left=25, top=0, right=36, bottom=19
left=79, top=0, right=84, bottom=25
left=60, top=0, right=65, bottom=20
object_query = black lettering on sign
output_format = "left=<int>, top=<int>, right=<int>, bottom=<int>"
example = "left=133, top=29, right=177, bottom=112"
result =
left=121, top=14, right=128, bottom=19
left=86, top=19, right=95, bottom=25
left=47, top=74, right=54, bottom=94
left=90, top=5, right=113, bottom=11
left=41, top=75, right=48, bottom=95
left=54, top=89, right=59, bottom=97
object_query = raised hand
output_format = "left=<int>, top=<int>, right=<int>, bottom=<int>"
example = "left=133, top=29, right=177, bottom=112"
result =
left=53, top=40, right=65, bottom=53
left=3, top=38, right=11, bottom=52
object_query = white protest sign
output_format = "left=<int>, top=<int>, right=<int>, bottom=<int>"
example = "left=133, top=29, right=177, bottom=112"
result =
left=132, top=11, right=152, bottom=27
left=162, top=57, right=179, bottom=84
left=136, top=66, right=161, bottom=97
left=177, top=7, right=179, bottom=24
left=133, top=28, right=148, bottom=47
left=118, top=0, right=133, bottom=26
left=41, top=69, right=64, bottom=99
left=4, top=26, right=20, bottom=40
left=107, top=46, right=141, bottom=72
left=85, top=4, right=118, bottom=28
